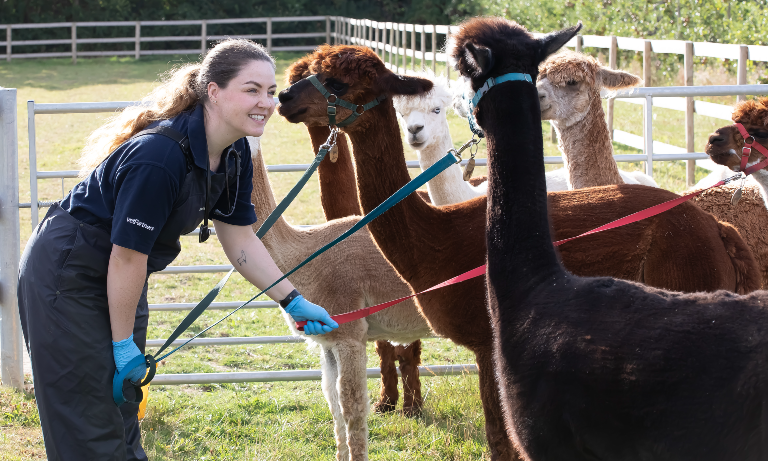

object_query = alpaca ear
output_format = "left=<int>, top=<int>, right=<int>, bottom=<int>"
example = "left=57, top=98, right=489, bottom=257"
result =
left=538, top=23, right=583, bottom=61
left=598, top=67, right=642, bottom=90
left=464, top=42, right=495, bottom=78
left=376, top=72, right=434, bottom=96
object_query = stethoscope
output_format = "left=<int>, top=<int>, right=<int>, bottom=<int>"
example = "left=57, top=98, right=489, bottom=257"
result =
left=199, top=144, right=241, bottom=242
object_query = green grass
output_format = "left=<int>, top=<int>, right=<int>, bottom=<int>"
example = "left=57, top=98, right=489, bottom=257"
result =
left=0, top=53, right=740, bottom=459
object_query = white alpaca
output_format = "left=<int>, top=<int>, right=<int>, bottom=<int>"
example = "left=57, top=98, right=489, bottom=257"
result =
left=448, top=77, right=570, bottom=192
left=393, top=76, right=487, bottom=205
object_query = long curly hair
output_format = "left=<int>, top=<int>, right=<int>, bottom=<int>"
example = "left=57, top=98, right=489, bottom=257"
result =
left=78, top=38, right=274, bottom=176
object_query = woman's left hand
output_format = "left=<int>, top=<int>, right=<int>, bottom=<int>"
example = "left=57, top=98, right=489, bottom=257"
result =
left=284, top=295, right=339, bottom=335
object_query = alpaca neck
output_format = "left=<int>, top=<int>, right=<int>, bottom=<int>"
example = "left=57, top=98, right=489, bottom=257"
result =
left=417, top=120, right=481, bottom=205
left=307, top=126, right=362, bottom=220
left=480, top=82, right=564, bottom=293
left=249, top=142, right=302, bottom=264
left=553, top=90, right=623, bottom=189
left=344, top=103, right=443, bottom=282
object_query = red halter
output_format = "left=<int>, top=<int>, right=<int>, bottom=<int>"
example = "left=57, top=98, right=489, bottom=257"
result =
left=735, top=123, right=768, bottom=176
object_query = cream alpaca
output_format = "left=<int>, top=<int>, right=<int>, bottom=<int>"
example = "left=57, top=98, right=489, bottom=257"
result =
left=393, top=76, right=487, bottom=205
left=537, top=51, right=658, bottom=189
left=246, top=137, right=432, bottom=461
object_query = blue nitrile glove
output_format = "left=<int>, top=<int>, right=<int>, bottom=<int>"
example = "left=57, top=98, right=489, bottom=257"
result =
left=112, top=334, right=146, bottom=383
left=284, top=295, right=339, bottom=335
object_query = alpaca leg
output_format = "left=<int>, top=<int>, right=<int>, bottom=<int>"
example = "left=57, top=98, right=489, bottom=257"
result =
left=396, top=340, right=423, bottom=417
left=475, top=348, right=523, bottom=461
left=332, top=340, right=370, bottom=461
left=372, top=340, right=399, bottom=413
left=321, top=346, right=349, bottom=461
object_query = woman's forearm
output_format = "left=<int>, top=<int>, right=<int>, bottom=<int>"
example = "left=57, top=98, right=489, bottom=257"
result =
left=214, top=220, right=295, bottom=302
left=107, top=244, right=149, bottom=342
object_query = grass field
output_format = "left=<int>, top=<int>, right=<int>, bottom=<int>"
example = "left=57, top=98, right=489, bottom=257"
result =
left=0, top=52, right=741, bottom=460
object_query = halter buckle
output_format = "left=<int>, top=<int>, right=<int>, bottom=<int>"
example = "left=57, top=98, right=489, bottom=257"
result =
left=743, top=146, right=752, bottom=156
left=327, top=106, right=337, bottom=116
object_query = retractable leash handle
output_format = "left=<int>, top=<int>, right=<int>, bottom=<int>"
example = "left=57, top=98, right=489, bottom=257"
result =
left=112, top=354, right=156, bottom=406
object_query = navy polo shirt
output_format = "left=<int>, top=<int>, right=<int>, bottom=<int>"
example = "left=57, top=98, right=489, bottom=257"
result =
left=61, top=104, right=258, bottom=256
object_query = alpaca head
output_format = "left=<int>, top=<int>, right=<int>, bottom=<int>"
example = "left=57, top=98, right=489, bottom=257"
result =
left=449, top=17, right=581, bottom=94
left=537, top=51, right=641, bottom=127
left=392, top=74, right=453, bottom=150
left=706, top=97, right=768, bottom=172
left=277, top=45, right=433, bottom=131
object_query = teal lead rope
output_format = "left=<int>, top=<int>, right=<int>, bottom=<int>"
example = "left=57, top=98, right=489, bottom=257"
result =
left=153, top=149, right=464, bottom=363
left=149, top=129, right=339, bottom=362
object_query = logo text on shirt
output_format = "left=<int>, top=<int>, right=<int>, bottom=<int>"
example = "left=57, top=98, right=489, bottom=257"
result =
left=127, top=217, right=155, bottom=231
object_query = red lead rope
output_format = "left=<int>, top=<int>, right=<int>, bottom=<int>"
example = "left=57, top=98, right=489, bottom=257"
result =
left=297, top=127, right=767, bottom=331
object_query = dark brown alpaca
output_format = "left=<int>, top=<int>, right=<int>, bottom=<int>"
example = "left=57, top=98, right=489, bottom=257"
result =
left=278, top=44, right=760, bottom=460
left=453, top=17, right=768, bottom=460
left=306, top=125, right=424, bottom=416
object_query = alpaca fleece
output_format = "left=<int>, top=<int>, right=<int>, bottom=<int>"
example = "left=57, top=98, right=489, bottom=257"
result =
left=279, top=43, right=762, bottom=461
left=453, top=16, right=768, bottom=461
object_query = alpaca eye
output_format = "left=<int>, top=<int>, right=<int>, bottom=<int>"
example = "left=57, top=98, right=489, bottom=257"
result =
left=325, top=79, right=346, bottom=93
left=433, top=107, right=441, bottom=114
left=566, top=80, right=578, bottom=86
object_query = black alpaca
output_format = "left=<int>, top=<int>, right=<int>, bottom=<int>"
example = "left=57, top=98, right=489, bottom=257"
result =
left=451, top=17, right=768, bottom=461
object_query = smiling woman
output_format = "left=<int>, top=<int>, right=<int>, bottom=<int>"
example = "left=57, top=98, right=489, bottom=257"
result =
left=16, top=38, right=338, bottom=461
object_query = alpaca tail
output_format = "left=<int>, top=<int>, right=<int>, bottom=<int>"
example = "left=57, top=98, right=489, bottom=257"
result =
left=717, top=220, right=763, bottom=294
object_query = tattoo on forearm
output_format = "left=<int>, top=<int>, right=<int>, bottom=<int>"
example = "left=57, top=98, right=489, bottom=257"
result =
left=237, top=250, right=247, bottom=266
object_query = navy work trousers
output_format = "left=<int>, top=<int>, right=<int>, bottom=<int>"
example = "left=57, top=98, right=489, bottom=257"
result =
left=18, top=204, right=149, bottom=461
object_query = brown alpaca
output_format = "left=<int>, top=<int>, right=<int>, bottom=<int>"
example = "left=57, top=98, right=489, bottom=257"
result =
left=704, top=97, right=768, bottom=286
left=538, top=51, right=768, bottom=289
left=453, top=17, right=768, bottom=460
left=537, top=51, right=657, bottom=189
left=305, top=125, right=424, bottom=416
left=278, top=44, right=760, bottom=460
left=248, top=136, right=432, bottom=461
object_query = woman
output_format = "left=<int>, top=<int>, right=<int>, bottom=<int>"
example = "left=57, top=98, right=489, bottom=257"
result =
left=17, top=39, right=338, bottom=461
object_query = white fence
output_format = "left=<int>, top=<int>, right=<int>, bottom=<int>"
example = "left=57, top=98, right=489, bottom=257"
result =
left=1, top=16, right=333, bottom=62
left=3, top=15, right=768, bottom=390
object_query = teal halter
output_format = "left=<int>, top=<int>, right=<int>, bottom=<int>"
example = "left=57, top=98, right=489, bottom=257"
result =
left=307, top=75, right=387, bottom=128
left=464, top=73, right=533, bottom=138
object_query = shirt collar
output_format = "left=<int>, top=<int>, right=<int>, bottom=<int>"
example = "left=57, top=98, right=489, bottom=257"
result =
left=187, top=104, right=239, bottom=172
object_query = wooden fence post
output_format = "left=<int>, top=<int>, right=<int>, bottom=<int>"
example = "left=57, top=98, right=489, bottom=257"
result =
left=575, top=35, right=583, bottom=53
left=445, top=26, right=451, bottom=80
left=266, top=18, right=272, bottom=53
left=642, top=40, right=652, bottom=174
left=410, top=26, right=415, bottom=71
left=134, top=22, right=140, bottom=60
left=420, top=26, right=425, bottom=70
left=394, top=23, right=399, bottom=72
left=606, top=36, right=617, bottom=141
left=403, top=25, right=408, bottom=70
left=6, top=26, right=10, bottom=62
left=685, top=41, right=695, bottom=186
left=388, top=23, right=393, bottom=67
left=737, top=45, right=748, bottom=103
left=71, top=23, right=77, bottom=64
left=201, top=21, right=207, bottom=55
left=431, top=24, right=437, bottom=74
left=326, top=16, right=330, bottom=45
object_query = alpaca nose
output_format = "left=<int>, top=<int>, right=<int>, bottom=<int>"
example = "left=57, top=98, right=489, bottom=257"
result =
left=708, top=133, right=725, bottom=145
left=278, top=89, right=293, bottom=104
left=408, top=124, right=424, bottom=134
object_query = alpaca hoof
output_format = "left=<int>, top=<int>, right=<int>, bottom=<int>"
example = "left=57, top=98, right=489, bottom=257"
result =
left=372, top=401, right=396, bottom=414
left=402, top=405, right=422, bottom=418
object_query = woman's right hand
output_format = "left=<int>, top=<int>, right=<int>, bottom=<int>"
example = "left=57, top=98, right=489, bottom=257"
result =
left=284, top=296, right=339, bottom=335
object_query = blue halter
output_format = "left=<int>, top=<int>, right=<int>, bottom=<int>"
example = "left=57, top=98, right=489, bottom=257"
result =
left=464, top=73, right=533, bottom=138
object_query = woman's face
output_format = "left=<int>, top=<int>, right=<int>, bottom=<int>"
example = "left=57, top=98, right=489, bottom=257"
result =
left=210, top=60, right=277, bottom=138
